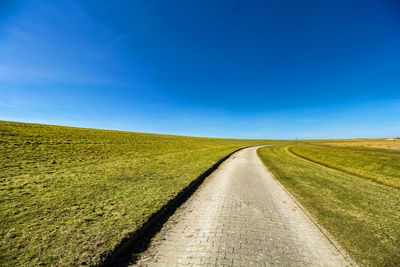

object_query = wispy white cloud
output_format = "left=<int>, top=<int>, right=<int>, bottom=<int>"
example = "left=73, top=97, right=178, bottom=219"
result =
left=0, top=63, right=125, bottom=85
left=294, top=119, right=319, bottom=123
left=95, top=33, right=133, bottom=59
left=0, top=102, right=16, bottom=108
left=0, top=0, right=132, bottom=86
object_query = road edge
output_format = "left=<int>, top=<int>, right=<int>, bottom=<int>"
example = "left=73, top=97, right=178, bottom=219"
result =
left=256, top=146, right=359, bottom=267
left=97, top=146, right=248, bottom=267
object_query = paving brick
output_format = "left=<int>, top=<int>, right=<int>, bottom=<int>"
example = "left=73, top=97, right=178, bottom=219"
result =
left=133, top=147, right=352, bottom=267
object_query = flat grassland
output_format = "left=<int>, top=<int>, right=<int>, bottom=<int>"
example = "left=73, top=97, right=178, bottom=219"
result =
left=325, top=138, right=400, bottom=151
left=290, top=142, right=400, bottom=188
left=0, top=121, right=274, bottom=266
left=258, top=141, right=400, bottom=266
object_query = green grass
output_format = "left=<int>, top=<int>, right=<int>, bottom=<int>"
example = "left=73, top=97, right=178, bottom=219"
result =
left=0, top=121, right=276, bottom=266
left=3, top=121, right=398, bottom=266
left=258, top=144, right=400, bottom=266
left=290, top=143, right=400, bottom=188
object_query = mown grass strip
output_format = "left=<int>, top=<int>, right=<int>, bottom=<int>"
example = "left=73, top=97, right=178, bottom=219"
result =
left=258, top=144, right=400, bottom=267
left=0, top=121, right=277, bottom=266
left=289, top=144, right=400, bottom=189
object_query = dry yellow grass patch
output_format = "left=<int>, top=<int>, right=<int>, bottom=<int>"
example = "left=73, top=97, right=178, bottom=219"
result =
left=325, top=139, right=400, bottom=150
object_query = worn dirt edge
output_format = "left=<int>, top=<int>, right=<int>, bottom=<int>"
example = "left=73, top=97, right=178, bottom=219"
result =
left=257, top=146, right=359, bottom=267
left=97, top=147, right=248, bottom=267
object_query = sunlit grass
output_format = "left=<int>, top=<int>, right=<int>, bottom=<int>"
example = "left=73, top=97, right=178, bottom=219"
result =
left=258, top=144, right=400, bottom=266
left=290, top=143, right=400, bottom=188
left=0, top=121, right=276, bottom=266
left=324, top=139, right=400, bottom=151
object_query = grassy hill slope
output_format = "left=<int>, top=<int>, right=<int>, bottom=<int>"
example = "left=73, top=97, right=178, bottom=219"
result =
left=0, top=121, right=276, bottom=266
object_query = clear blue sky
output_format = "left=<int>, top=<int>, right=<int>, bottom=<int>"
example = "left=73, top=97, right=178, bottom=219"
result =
left=1, top=0, right=399, bottom=139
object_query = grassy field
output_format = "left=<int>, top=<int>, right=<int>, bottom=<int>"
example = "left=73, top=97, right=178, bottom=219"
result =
left=290, top=143, right=400, bottom=188
left=324, top=138, right=400, bottom=151
left=258, top=142, right=400, bottom=266
left=0, top=121, right=276, bottom=266
left=2, top=121, right=398, bottom=266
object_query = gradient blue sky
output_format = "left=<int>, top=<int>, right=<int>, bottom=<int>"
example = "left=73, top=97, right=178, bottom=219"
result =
left=1, top=0, right=400, bottom=139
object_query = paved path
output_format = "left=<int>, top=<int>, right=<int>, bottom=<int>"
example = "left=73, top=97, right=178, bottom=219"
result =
left=132, top=146, right=351, bottom=266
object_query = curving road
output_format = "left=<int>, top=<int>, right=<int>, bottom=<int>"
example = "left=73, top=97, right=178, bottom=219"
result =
left=133, top=146, right=351, bottom=266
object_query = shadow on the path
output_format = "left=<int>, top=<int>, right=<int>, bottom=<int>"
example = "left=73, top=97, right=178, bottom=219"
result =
left=98, top=147, right=247, bottom=267
left=114, top=183, right=199, bottom=266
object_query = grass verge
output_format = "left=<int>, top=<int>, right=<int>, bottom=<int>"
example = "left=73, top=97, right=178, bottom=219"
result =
left=290, top=143, right=400, bottom=188
left=258, top=144, right=400, bottom=266
left=0, top=121, right=277, bottom=266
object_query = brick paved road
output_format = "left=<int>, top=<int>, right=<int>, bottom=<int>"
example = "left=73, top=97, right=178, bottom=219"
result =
left=132, top=146, right=352, bottom=266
